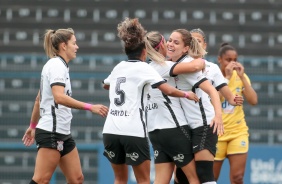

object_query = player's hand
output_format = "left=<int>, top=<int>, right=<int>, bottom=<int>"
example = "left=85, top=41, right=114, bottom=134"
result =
left=185, top=91, right=199, bottom=102
left=225, top=61, right=237, bottom=79
left=234, top=94, right=244, bottom=106
left=234, top=62, right=245, bottom=78
left=22, top=127, right=35, bottom=147
left=90, top=104, right=109, bottom=117
left=210, top=115, right=224, bottom=136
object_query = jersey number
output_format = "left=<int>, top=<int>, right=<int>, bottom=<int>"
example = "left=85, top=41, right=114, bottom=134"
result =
left=114, top=77, right=126, bottom=106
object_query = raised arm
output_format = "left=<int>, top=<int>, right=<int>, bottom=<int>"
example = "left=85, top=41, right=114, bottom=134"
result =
left=52, top=85, right=108, bottom=117
left=172, top=58, right=205, bottom=75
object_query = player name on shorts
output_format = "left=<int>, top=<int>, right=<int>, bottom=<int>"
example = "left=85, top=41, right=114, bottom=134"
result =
left=110, top=109, right=129, bottom=116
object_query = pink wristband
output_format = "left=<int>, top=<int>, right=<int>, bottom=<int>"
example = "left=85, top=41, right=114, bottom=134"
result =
left=184, top=92, right=189, bottom=98
left=30, top=122, right=37, bottom=129
left=84, top=103, right=92, bottom=111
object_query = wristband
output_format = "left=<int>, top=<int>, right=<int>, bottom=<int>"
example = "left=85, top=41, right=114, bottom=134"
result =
left=30, top=122, right=37, bottom=129
left=184, top=92, right=189, bottom=98
left=84, top=103, right=92, bottom=111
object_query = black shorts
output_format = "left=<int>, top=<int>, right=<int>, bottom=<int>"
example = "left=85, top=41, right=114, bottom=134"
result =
left=35, top=128, right=76, bottom=157
left=191, top=125, right=218, bottom=156
left=103, top=134, right=151, bottom=166
left=149, top=125, right=194, bottom=168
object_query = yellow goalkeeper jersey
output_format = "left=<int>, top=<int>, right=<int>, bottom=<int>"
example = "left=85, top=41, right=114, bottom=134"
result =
left=220, top=71, right=250, bottom=137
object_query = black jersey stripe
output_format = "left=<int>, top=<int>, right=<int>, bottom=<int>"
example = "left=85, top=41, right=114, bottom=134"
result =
left=163, top=101, right=191, bottom=141
left=198, top=98, right=207, bottom=126
left=51, top=105, right=57, bottom=148
left=139, top=108, right=147, bottom=137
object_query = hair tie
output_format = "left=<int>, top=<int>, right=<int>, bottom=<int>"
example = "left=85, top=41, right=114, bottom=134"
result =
left=52, top=30, right=56, bottom=34
left=154, top=35, right=164, bottom=50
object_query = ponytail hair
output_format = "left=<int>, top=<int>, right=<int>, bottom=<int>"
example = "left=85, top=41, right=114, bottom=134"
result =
left=145, top=31, right=166, bottom=64
left=117, top=17, right=147, bottom=60
left=43, top=28, right=74, bottom=58
left=189, top=36, right=207, bottom=58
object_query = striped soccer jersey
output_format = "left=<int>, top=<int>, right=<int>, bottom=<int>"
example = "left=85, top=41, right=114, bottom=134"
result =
left=171, top=55, right=215, bottom=129
left=146, top=61, right=188, bottom=132
left=37, top=56, right=73, bottom=135
left=103, top=60, right=166, bottom=138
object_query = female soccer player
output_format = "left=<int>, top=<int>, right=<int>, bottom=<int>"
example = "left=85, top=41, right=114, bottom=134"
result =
left=145, top=31, right=205, bottom=184
left=174, top=28, right=244, bottom=184
left=168, top=29, right=223, bottom=184
left=102, top=18, right=198, bottom=184
left=22, top=28, right=108, bottom=184
left=213, top=43, right=258, bottom=184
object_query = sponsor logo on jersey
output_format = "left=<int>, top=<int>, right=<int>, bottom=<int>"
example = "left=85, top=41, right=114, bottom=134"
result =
left=105, top=149, right=115, bottom=159
left=126, top=152, right=139, bottom=161
left=54, top=77, right=64, bottom=82
left=173, top=154, right=184, bottom=162
left=145, top=103, right=158, bottom=112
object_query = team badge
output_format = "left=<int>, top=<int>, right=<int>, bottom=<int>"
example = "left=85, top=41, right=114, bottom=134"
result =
left=57, top=141, right=64, bottom=151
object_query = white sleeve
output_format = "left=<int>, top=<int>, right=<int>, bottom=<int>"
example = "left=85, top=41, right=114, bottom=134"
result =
left=49, top=62, right=66, bottom=87
left=103, top=74, right=111, bottom=85
left=186, top=71, right=206, bottom=87
left=144, top=64, right=166, bottom=88
left=212, top=64, right=227, bottom=90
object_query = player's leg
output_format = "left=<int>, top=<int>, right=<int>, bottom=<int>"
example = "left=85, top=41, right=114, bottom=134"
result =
left=213, top=160, right=224, bottom=181
left=149, top=128, right=180, bottom=184
left=111, top=163, right=129, bottom=184
left=213, top=140, right=227, bottom=181
left=132, top=160, right=151, bottom=184
left=32, top=148, right=60, bottom=183
left=227, top=134, right=249, bottom=184
left=31, top=129, right=61, bottom=184
left=228, top=153, right=247, bottom=184
left=192, top=125, right=218, bottom=184
left=103, top=134, right=128, bottom=183
left=181, top=159, right=200, bottom=184
left=154, top=162, right=175, bottom=184
left=124, top=135, right=151, bottom=184
left=59, top=147, right=84, bottom=184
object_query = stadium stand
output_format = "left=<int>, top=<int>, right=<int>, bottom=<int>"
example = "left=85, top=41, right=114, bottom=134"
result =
left=0, top=0, right=281, bottom=183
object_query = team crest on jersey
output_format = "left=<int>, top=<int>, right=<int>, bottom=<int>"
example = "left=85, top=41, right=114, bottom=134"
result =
left=241, top=141, right=246, bottom=147
left=57, top=141, right=64, bottom=151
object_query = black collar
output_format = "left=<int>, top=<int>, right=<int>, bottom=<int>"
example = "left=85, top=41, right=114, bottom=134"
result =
left=127, top=60, right=142, bottom=62
left=57, top=55, right=68, bottom=68
left=176, top=55, right=187, bottom=63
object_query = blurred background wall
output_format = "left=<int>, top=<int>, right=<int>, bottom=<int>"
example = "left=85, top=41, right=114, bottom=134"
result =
left=0, top=0, right=282, bottom=183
